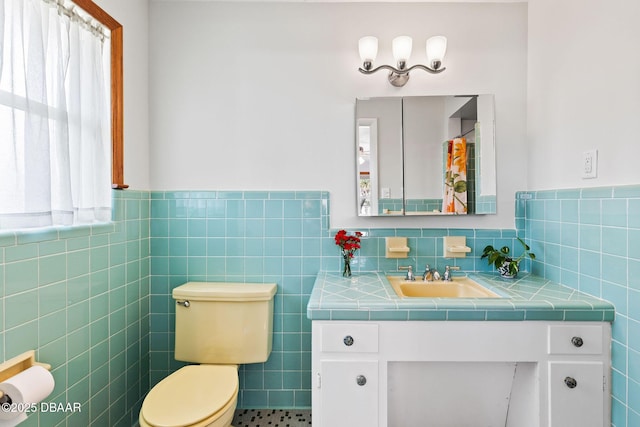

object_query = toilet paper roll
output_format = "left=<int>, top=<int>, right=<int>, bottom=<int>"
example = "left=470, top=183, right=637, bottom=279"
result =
left=0, top=366, right=55, bottom=421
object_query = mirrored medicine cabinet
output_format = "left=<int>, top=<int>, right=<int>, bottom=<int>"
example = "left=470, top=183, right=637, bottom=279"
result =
left=356, top=94, right=497, bottom=217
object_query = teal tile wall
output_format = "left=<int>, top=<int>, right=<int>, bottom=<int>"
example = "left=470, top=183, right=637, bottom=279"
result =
left=517, top=185, right=640, bottom=427
left=0, top=186, right=564, bottom=422
left=0, top=190, right=150, bottom=427
left=404, top=199, right=443, bottom=213
left=149, top=190, right=525, bottom=409
left=149, top=191, right=330, bottom=409
left=378, top=198, right=404, bottom=214
left=476, top=194, right=497, bottom=214
left=342, top=227, right=526, bottom=276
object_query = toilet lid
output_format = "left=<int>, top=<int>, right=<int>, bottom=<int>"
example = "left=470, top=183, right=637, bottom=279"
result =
left=142, top=365, right=238, bottom=427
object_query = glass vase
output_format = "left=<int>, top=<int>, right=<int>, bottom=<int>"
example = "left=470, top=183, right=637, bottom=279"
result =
left=342, top=253, right=352, bottom=277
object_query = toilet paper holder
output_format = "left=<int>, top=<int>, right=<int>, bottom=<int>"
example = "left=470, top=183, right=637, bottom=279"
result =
left=0, top=351, right=51, bottom=400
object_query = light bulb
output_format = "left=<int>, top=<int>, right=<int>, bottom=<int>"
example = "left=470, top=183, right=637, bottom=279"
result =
left=392, top=36, right=413, bottom=63
left=358, top=36, right=378, bottom=63
left=426, top=36, right=447, bottom=70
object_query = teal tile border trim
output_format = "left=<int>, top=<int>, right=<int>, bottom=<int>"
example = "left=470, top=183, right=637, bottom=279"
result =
left=0, top=223, right=116, bottom=247
left=517, top=184, right=640, bottom=200
left=151, top=190, right=330, bottom=200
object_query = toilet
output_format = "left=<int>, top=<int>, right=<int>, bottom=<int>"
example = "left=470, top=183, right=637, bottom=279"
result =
left=139, top=282, right=277, bottom=427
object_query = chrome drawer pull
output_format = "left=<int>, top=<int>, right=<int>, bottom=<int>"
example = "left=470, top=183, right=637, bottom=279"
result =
left=571, top=336, right=584, bottom=347
left=356, top=375, right=367, bottom=386
left=343, top=335, right=354, bottom=346
left=564, top=377, right=577, bottom=389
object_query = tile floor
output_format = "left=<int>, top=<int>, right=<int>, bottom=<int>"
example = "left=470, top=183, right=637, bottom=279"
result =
left=232, top=409, right=312, bottom=426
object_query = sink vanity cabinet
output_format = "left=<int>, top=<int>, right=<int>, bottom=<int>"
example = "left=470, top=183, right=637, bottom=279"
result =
left=312, top=321, right=611, bottom=427
left=315, top=323, right=380, bottom=426
left=307, top=273, right=615, bottom=427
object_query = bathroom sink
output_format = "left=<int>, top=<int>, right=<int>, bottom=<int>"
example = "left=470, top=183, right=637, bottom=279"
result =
left=386, top=275, right=501, bottom=298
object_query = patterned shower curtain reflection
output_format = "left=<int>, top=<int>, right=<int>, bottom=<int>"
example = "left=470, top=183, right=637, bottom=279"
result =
left=442, top=137, right=468, bottom=214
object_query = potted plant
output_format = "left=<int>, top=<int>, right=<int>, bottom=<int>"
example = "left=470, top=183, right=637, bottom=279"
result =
left=481, top=237, right=536, bottom=278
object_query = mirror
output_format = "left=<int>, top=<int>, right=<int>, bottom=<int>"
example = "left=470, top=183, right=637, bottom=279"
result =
left=356, top=95, right=496, bottom=216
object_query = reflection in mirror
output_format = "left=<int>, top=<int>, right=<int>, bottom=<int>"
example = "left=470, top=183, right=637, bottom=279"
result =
left=357, top=119, right=377, bottom=215
left=355, top=95, right=496, bottom=216
left=356, top=98, right=404, bottom=216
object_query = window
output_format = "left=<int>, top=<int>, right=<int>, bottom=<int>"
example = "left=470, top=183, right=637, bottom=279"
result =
left=0, top=0, right=124, bottom=229
left=73, top=0, right=125, bottom=190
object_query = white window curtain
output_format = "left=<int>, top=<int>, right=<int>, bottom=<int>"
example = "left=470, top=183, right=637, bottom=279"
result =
left=0, top=0, right=111, bottom=229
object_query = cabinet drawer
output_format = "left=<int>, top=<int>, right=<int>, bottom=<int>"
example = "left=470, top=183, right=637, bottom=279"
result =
left=548, top=324, right=603, bottom=355
left=320, top=323, right=379, bottom=353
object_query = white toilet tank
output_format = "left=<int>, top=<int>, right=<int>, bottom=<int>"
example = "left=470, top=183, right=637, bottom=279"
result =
left=172, top=282, right=277, bottom=364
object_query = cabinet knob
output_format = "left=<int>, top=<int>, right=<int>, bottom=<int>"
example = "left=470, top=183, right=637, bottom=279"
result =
left=571, top=336, right=584, bottom=347
left=356, top=375, right=367, bottom=386
left=564, top=377, right=577, bottom=389
left=343, top=335, right=354, bottom=346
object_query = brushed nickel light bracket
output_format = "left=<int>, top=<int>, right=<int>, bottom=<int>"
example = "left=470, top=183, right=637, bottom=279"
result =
left=358, top=36, right=447, bottom=87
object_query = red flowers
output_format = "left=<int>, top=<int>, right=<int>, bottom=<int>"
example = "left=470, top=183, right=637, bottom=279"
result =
left=334, top=230, right=363, bottom=258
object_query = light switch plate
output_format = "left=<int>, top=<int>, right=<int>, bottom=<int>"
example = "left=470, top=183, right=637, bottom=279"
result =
left=582, top=149, right=598, bottom=179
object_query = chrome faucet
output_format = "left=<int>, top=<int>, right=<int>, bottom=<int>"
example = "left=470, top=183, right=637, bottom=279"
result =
left=422, top=265, right=440, bottom=281
left=443, top=265, right=452, bottom=281
left=399, top=265, right=415, bottom=281
left=422, top=265, right=432, bottom=281
left=443, top=265, right=461, bottom=282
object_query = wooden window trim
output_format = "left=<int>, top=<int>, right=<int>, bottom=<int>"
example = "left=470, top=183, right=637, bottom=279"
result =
left=73, top=0, right=128, bottom=189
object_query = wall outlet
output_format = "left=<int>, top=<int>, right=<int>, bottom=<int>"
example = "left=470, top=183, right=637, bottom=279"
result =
left=381, top=188, right=390, bottom=199
left=582, top=149, right=598, bottom=179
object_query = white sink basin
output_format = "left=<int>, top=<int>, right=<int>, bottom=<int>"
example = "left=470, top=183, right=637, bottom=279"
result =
left=387, top=275, right=501, bottom=298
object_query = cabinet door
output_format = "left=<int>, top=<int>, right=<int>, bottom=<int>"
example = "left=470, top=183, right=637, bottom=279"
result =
left=548, top=361, right=604, bottom=427
left=319, top=360, right=378, bottom=427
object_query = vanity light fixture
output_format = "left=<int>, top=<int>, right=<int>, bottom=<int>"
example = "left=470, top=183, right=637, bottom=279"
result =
left=358, top=35, right=447, bottom=87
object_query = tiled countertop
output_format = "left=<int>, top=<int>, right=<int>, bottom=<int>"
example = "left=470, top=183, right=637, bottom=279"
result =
left=306, top=272, right=615, bottom=322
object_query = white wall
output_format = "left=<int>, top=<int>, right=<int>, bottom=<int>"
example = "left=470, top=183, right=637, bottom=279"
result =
left=95, top=0, right=150, bottom=190
left=527, top=0, right=640, bottom=190
left=149, top=2, right=527, bottom=228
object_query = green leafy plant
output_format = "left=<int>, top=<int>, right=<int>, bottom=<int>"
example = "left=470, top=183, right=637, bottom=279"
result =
left=481, top=237, right=536, bottom=278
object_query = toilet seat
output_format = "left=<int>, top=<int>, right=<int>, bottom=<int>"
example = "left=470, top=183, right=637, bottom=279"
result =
left=140, top=365, right=239, bottom=427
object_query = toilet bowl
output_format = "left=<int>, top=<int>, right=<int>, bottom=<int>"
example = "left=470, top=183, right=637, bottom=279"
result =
left=139, top=365, right=238, bottom=427
left=139, top=282, right=277, bottom=427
